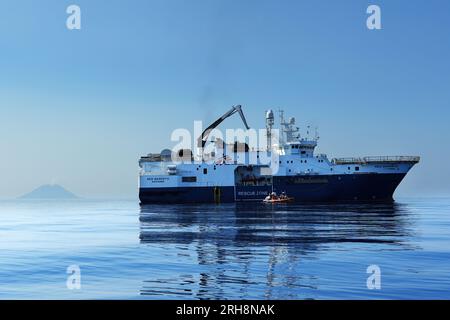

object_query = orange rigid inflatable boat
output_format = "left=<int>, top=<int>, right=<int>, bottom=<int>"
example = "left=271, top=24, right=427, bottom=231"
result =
left=263, top=192, right=294, bottom=203
left=263, top=197, right=295, bottom=203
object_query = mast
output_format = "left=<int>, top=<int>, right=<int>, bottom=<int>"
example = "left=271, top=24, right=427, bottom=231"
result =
left=265, top=109, right=274, bottom=151
left=279, top=109, right=300, bottom=144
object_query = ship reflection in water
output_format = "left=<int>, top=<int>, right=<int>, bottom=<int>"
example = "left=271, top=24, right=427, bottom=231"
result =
left=139, top=202, right=417, bottom=299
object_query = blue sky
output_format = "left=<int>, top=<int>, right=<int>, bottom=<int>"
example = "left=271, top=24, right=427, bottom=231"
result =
left=0, top=0, right=449, bottom=198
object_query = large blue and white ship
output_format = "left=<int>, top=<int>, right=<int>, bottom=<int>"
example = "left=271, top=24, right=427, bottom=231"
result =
left=139, top=105, right=419, bottom=204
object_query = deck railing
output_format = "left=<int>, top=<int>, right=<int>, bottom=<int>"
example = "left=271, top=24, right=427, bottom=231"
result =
left=332, top=156, right=420, bottom=165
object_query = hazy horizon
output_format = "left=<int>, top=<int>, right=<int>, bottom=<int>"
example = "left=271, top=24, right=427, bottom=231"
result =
left=1, top=0, right=449, bottom=199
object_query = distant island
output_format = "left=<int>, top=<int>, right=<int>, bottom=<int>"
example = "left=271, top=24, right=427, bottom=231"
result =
left=20, top=184, right=78, bottom=200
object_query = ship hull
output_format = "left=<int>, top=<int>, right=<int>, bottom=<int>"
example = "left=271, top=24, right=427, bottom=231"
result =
left=139, top=173, right=407, bottom=204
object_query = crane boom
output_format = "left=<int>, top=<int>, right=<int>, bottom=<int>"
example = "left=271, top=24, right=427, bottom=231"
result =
left=197, top=105, right=250, bottom=148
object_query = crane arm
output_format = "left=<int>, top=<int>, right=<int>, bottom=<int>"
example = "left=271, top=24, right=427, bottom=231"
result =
left=197, top=105, right=250, bottom=148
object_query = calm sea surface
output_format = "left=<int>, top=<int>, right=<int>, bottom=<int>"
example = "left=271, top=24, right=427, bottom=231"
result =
left=0, top=198, right=449, bottom=299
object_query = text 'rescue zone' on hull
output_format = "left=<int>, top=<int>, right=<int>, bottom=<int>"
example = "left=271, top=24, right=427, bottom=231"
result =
left=138, top=106, right=419, bottom=204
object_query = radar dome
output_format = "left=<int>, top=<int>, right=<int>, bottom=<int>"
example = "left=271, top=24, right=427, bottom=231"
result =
left=160, top=149, right=173, bottom=161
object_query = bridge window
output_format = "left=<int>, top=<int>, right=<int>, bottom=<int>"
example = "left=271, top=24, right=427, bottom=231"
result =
left=182, top=177, right=197, bottom=182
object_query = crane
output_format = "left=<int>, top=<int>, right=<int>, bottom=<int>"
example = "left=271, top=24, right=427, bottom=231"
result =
left=197, top=105, right=250, bottom=149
